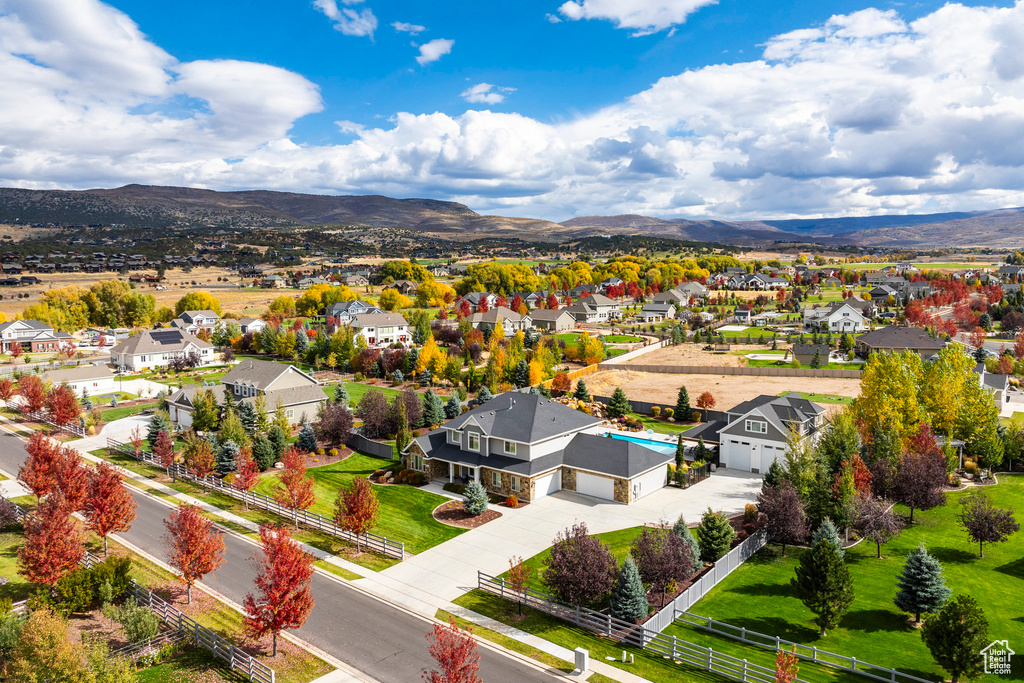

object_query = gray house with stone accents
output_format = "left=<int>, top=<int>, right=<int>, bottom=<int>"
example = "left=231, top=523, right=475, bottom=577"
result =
left=405, top=393, right=671, bottom=504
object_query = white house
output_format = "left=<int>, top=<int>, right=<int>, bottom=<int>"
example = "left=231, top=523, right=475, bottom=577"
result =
left=638, top=303, right=675, bottom=322
left=466, top=306, right=533, bottom=336
left=803, top=301, right=870, bottom=333
left=350, top=312, right=411, bottom=348
left=41, top=364, right=116, bottom=398
left=0, top=320, right=73, bottom=354
left=712, top=395, right=825, bottom=474
left=565, top=293, right=621, bottom=323
left=324, top=300, right=380, bottom=325
left=236, top=317, right=268, bottom=335
left=109, top=329, right=214, bottom=372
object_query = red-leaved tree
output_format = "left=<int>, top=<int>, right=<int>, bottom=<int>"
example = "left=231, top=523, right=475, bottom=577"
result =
left=775, top=647, right=800, bottom=683
left=153, top=429, right=176, bottom=478
left=333, top=476, right=379, bottom=551
left=52, top=446, right=89, bottom=512
left=893, top=424, right=947, bottom=523
left=234, top=445, right=260, bottom=510
left=0, top=378, right=14, bottom=405
left=9, top=342, right=22, bottom=364
left=274, top=447, right=315, bottom=527
left=17, top=492, right=85, bottom=587
left=85, top=461, right=138, bottom=555
left=18, top=374, right=45, bottom=413
left=424, top=617, right=481, bottom=683
left=695, top=391, right=716, bottom=412
left=243, top=524, right=315, bottom=657
left=45, top=384, right=81, bottom=426
left=184, top=438, right=217, bottom=488
left=129, top=426, right=144, bottom=456
left=163, top=503, right=225, bottom=603
left=18, top=431, right=61, bottom=501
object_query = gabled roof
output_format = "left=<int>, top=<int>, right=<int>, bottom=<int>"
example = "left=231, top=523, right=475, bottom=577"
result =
left=468, top=306, right=527, bottom=324
left=528, top=308, right=572, bottom=321
left=351, top=312, right=408, bottom=328
left=562, top=434, right=672, bottom=478
left=857, top=326, right=944, bottom=351
left=0, top=320, right=52, bottom=333
left=726, top=394, right=825, bottom=425
left=180, top=310, right=220, bottom=323
left=42, top=363, right=114, bottom=384
left=577, top=293, right=617, bottom=306
left=221, top=358, right=314, bottom=391
left=111, top=329, right=211, bottom=355
left=445, top=393, right=599, bottom=443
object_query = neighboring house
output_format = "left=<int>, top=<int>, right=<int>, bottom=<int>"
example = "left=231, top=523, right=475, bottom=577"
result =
left=0, top=320, right=73, bottom=354
left=457, top=292, right=498, bottom=311
left=261, top=274, right=287, bottom=288
left=467, top=306, right=533, bottom=336
left=598, top=277, right=624, bottom=293
left=428, top=265, right=450, bottom=278
left=383, top=280, right=420, bottom=296
left=803, top=301, right=870, bottom=333
left=175, top=310, right=221, bottom=335
left=792, top=344, right=830, bottom=366
left=565, top=294, right=621, bottom=323
left=324, top=300, right=380, bottom=325
left=868, top=284, right=901, bottom=304
left=109, top=329, right=214, bottom=372
left=341, top=274, right=370, bottom=287
left=298, top=277, right=330, bottom=289
left=975, top=363, right=1010, bottom=410
left=638, top=303, right=675, bottom=322
left=569, top=284, right=597, bottom=299
left=678, top=282, right=708, bottom=300
left=351, top=312, right=411, bottom=348
left=236, top=317, right=268, bottom=335
left=513, top=291, right=549, bottom=309
left=855, top=326, right=945, bottom=357
left=406, top=393, right=671, bottom=503
left=689, top=394, right=826, bottom=474
left=652, top=289, right=687, bottom=306
left=167, top=358, right=327, bottom=428
left=529, top=308, right=575, bottom=332
left=41, top=364, right=116, bottom=398
left=733, top=308, right=753, bottom=325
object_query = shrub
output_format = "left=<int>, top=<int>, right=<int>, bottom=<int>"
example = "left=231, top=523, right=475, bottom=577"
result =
left=443, top=482, right=466, bottom=495
left=651, top=406, right=661, bottom=417
left=691, top=410, right=702, bottom=422
left=506, top=495, right=519, bottom=509
left=663, top=408, right=673, bottom=419
left=329, top=448, right=339, bottom=458
left=696, top=508, right=736, bottom=563
left=744, top=503, right=758, bottom=523
left=55, top=569, right=94, bottom=614
left=463, top=481, right=489, bottom=516
left=104, top=598, right=160, bottom=643
left=317, top=448, right=325, bottom=456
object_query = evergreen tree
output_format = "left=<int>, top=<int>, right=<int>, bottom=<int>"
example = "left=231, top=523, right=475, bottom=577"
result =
left=297, top=423, right=317, bottom=453
left=810, top=349, right=823, bottom=369
left=696, top=508, right=736, bottom=563
left=147, top=411, right=171, bottom=448
left=762, top=459, right=784, bottom=490
left=675, top=385, right=691, bottom=419
left=394, top=400, right=412, bottom=457
left=609, top=556, right=649, bottom=623
left=811, top=518, right=844, bottom=558
left=574, top=379, right=590, bottom=402
left=216, top=439, right=239, bottom=475
left=513, top=359, right=530, bottom=388
left=478, top=385, right=493, bottom=403
left=252, top=434, right=275, bottom=471
left=607, top=387, right=631, bottom=419
left=921, top=595, right=988, bottom=683
left=333, top=384, right=349, bottom=407
left=393, top=369, right=404, bottom=384
left=462, top=481, right=488, bottom=516
left=295, top=329, right=309, bottom=357
left=267, top=426, right=288, bottom=459
left=791, top=539, right=854, bottom=636
left=670, top=515, right=702, bottom=575
left=236, top=401, right=257, bottom=436
left=422, top=390, right=445, bottom=426
left=219, top=409, right=249, bottom=448
left=675, top=435, right=685, bottom=468
left=693, top=437, right=710, bottom=463
left=444, top=394, right=461, bottom=419
left=894, top=545, right=952, bottom=624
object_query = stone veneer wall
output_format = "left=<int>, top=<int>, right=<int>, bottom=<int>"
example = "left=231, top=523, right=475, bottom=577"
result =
left=481, top=469, right=534, bottom=502
left=561, top=467, right=577, bottom=492
left=614, top=477, right=630, bottom=504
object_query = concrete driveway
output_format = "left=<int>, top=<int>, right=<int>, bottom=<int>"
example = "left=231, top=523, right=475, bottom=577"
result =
left=378, top=469, right=761, bottom=604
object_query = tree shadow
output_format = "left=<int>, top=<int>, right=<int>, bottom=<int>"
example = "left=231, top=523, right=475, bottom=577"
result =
left=716, top=615, right=820, bottom=643
left=994, top=556, right=1024, bottom=579
left=840, top=608, right=907, bottom=633
left=730, top=582, right=793, bottom=598
left=927, top=546, right=976, bottom=564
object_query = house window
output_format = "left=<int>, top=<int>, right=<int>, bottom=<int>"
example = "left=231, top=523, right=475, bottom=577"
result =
left=510, top=476, right=521, bottom=493
left=468, top=433, right=480, bottom=452
left=286, top=409, right=294, bottom=419
left=448, top=430, right=461, bottom=445
left=504, top=441, right=516, bottom=455
left=745, top=420, right=767, bottom=434
left=491, top=471, right=501, bottom=487
left=411, top=453, right=425, bottom=471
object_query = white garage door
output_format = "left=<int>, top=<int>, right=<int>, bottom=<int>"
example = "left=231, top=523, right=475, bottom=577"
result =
left=576, top=472, right=615, bottom=500
left=534, top=471, right=562, bottom=499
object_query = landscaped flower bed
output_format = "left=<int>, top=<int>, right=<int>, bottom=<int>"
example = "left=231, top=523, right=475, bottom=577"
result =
left=432, top=500, right=501, bottom=529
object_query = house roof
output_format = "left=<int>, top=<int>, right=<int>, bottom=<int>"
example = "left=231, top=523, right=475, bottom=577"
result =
left=641, top=303, right=675, bottom=313
left=445, top=393, right=599, bottom=443
left=42, top=363, right=114, bottom=384
left=792, top=344, right=829, bottom=355
left=856, top=326, right=944, bottom=351
left=680, top=420, right=726, bottom=446
left=166, top=383, right=227, bottom=408
left=0, top=320, right=51, bottom=333
left=180, top=310, right=219, bottom=323
left=528, top=308, right=571, bottom=321
left=262, top=384, right=329, bottom=407
left=726, top=394, right=826, bottom=425
left=352, top=312, right=408, bottom=328
left=468, top=306, right=527, bottom=324
left=221, top=358, right=296, bottom=390
left=562, top=434, right=672, bottom=478
left=577, top=293, right=617, bottom=306
left=111, top=329, right=211, bottom=355
left=411, top=430, right=565, bottom=476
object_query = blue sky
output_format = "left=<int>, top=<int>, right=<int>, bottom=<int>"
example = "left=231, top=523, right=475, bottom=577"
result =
left=1, top=0, right=1023, bottom=221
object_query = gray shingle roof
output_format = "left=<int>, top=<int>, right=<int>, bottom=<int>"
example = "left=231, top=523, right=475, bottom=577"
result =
left=446, top=393, right=600, bottom=442
left=42, top=363, right=114, bottom=384
left=111, top=329, right=211, bottom=355
left=528, top=308, right=572, bottom=321
left=562, top=434, right=672, bottom=478
left=351, top=312, right=408, bottom=328
left=221, top=358, right=295, bottom=390
left=856, top=326, right=944, bottom=351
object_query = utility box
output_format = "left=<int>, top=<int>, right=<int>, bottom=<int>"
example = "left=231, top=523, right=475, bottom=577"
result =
left=574, top=647, right=589, bottom=673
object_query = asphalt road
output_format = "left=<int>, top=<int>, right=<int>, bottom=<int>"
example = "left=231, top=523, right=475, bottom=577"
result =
left=0, top=430, right=560, bottom=683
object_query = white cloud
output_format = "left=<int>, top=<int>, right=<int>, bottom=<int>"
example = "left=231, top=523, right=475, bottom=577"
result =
left=460, top=83, right=516, bottom=104
left=9, top=0, right=1024, bottom=222
left=312, top=0, right=377, bottom=38
left=557, top=0, right=718, bottom=36
left=392, top=21, right=425, bottom=34
left=415, top=38, right=454, bottom=65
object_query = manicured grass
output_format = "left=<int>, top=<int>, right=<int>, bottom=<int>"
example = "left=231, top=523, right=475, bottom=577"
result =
left=435, top=609, right=575, bottom=674
left=101, top=400, right=160, bottom=422
left=1001, top=411, right=1024, bottom=428
left=253, top=453, right=464, bottom=554
left=137, top=647, right=246, bottom=683
left=681, top=475, right=1024, bottom=680
left=778, top=391, right=855, bottom=405
left=627, top=412, right=691, bottom=436
left=605, top=347, right=628, bottom=358
left=330, top=381, right=402, bottom=408
left=0, top=529, right=35, bottom=604
left=746, top=359, right=863, bottom=370
left=602, top=334, right=644, bottom=343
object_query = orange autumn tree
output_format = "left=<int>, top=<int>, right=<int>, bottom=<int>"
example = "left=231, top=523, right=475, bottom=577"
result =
left=17, top=493, right=85, bottom=587
left=163, top=503, right=225, bottom=603
left=243, top=524, right=315, bottom=656
left=424, top=617, right=481, bottom=683
left=52, top=446, right=89, bottom=512
left=696, top=391, right=716, bottom=411
left=18, top=374, right=45, bottom=413
left=45, top=384, right=80, bottom=426
left=85, top=462, right=137, bottom=555
left=334, top=476, right=379, bottom=552
left=234, top=445, right=261, bottom=511
left=274, top=447, right=315, bottom=527
left=153, top=429, right=176, bottom=478
left=0, top=378, right=15, bottom=405
left=18, top=431, right=61, bottom=501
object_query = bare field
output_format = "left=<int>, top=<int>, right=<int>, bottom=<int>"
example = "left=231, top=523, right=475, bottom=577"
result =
left=618, top=344, right=749, bottom=367
left=585, top=369, right=861, bottom=411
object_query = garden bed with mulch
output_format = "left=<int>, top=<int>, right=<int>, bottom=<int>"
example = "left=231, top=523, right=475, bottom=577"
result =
left=432, top=500, right=501, bottom=529
left=305, top=446, right=353, bottom=469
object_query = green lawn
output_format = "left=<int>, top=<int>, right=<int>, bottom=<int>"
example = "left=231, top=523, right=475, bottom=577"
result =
left=626, top=412, right=691, bottom=436
left=137, top=648, right=245, bottom=683
left=101, top=400, right=160, bottom=422
left=330, top=382, right=402, bottom=408
left=253, top=454, right=464, bottom=554
left=605, top=347, right=628, bottom=358
left=601, top=334, right=644, bottom=343
left=678, top=475, right=1024, bottom=680
left=0, top=529, right=34, bottom=604
left=746, top=359, right=863, bottom=370
left=1001, top=411, right=1024, bottom=428
left=778, top=391, right=855, bottom=405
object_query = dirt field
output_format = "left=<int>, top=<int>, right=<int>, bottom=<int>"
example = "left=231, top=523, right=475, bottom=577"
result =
left=584, top=369, right=861, bottom=411
left=619, top=344, right=749, bottom=367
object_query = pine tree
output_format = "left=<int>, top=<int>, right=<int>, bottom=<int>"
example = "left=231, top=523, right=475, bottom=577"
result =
left=791, top=539, right=854, bottom=636
left=513, top=359, right=530, bottom=388
left=811, top=518, right=844, bottom=558
left=762, top=459, right=784, bottom=490
left=333, top=384, right=349, bottom=407
left=236, top=401, right=257, bottom=436
left=462, top=481, right=488, bottom=516
left=268, top=425, right=288, bottom=459
left=894, top=545, right=951, bottom=624
left=147, top=411, right=171, bottom=448
left=675, top=435, right=685, bottom=468
left=444, top=394, right=461, bottom=419
left=675, top=385, right=691, bottom=420
left=696, top=508, right=736, bottom=563
left=394, top=400, right=412, bottom=456
left=693, top=437, right=710, bottom=463
left=609, top=556, right=649, bottom=623
left=810, top=349, right=823, bottom=369
left=216, top=439, right=239, bottom=475
left=921, top=595, right=988, bottom=683
left=574, top=379, right=590, bottom=402
left=423, top=390, right=445, bottom=426
left=252, top=434, right=276, bottom=471
left=670, top=515, right=702, bottom=575
left=478, top=386, right=493, bottom=402
left=607, top=387, right=631, bottom=419
left=297, top=423, right=318, bottom=453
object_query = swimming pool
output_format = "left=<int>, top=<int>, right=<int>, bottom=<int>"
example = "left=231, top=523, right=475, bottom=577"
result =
left=605, top=432, right=677, bottom=455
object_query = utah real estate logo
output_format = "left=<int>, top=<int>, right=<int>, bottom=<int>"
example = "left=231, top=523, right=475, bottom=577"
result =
left=981, top=640, right=1014, bottom=676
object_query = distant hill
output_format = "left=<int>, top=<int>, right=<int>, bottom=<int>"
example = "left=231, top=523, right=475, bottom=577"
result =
left=1, top=184, right=1022, bottom=248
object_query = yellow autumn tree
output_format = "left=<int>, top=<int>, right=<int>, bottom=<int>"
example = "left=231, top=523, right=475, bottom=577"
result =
left=417, top=334, right=447, bottom=376
left=919, top=344, right=974, bottom=437
left=853, top=350, right=924, bottom=444
left=528, top=359, right=544, bottom=386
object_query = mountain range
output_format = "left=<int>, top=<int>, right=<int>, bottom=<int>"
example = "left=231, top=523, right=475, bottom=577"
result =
left=1, top=184, right=1022, bottom=249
